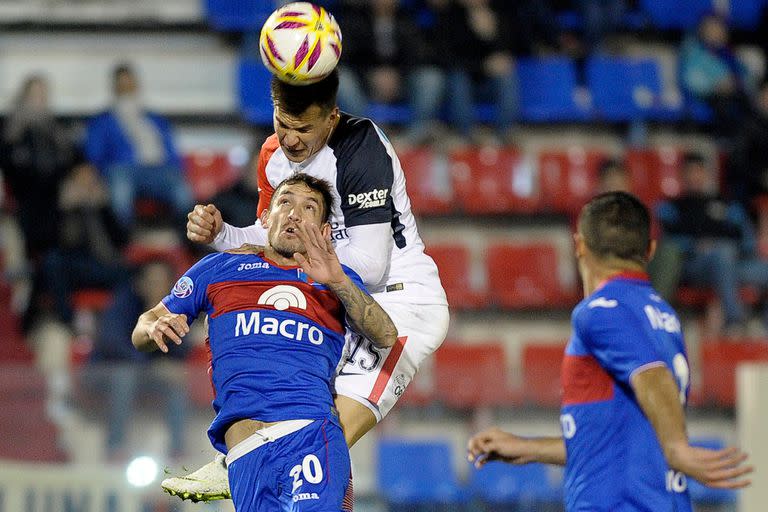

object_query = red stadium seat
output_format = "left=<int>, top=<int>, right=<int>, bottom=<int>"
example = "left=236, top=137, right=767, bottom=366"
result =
left=624, top=147, right=683, bottom=206
left=399, top=147, right=454, bottom=215
left=124, top=243, right=195, bottom=278
left=183, top=150, right=241, bottom=202
left=522, top=342, right=567, bottom=407
left=434, top=341, right=517, bottom=408
left=450, top=147, right=540, bottom=214
left=676, top=286, right=760, bottom=309
left=486, top=243, right=578, bottom=309
left=426, top=243, right=487, bottom=309
left=539, top=147, right=606, bottom=214
left=71, top=289, right=114, bottom=312
left=700, top=341, right=768, bottom=407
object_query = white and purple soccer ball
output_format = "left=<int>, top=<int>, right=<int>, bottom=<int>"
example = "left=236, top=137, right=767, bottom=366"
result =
left=259, top=2, right=342, bottom=85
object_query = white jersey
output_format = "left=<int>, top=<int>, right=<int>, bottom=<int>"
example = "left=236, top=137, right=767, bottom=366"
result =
left=235, top=113, right=446, bottom=306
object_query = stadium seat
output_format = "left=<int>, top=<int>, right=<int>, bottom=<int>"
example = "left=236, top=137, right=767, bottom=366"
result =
left=365, top=102, right=412, bottom=125
left=450, top=146, right=539, bottom=214
left=624, top=147, right=683, bottom=206
left=586, top=56, right=681, bottom=122
left=399, top=147, right=454, bottom=216
left=518, top=57, right=592, bottom=123
left=522, top=342, right=567, bottom=407
left=183, top=150, right=241, bottom=201
left=205, top=0, right=273, bottom=31
left=123, top=243, right=195, bottom=278
left=728, top=0, right=765, bottom=30
left=639, top=0, right=713, bottom=30
left=426, top=244, right=487, bottom=309
left=539, top=147, right=607, bottom=215
left=434, top=341, right=517, bottom=408
left=238, top=58, right=274, bottom=125
left=377, top=438, right=467, bottom=505
left=688, top=438, right=738, bottom=504
left=470, top=460, right=564, bottom=510
left=675, top=285, right=760, bottom=310
left=486, top=243, right=578, bottom=309
left=700, top=341, right=768, bottom=407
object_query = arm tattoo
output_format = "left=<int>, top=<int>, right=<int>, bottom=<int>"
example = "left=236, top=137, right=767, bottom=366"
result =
left=329, top=278, right=398, bottom=348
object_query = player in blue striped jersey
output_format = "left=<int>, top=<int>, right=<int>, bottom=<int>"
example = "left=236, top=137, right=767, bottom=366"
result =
left=468, top=192, right=752, bottom=511
left=132, top=173, right=397, bottom=511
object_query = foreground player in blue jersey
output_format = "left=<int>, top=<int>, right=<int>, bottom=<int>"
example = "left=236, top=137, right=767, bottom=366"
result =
left=132, top=173, right=397, bottom=511
left=468, top=192, right=752, bottom=511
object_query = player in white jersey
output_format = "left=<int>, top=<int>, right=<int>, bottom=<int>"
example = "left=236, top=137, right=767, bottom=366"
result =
left=163, top=69, right=449, bottom=503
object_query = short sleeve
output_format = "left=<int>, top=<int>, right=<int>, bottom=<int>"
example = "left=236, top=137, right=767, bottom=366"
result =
left=162, top=254, right=219, bottom=323
left=337, top=124, right=394, bottom=228
left=577, top=302, right=663, bottom=385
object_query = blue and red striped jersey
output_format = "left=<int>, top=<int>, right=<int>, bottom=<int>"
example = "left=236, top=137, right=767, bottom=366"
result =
left=561, top=272, right=692, bottom=512
left=162, top=251, right=364, bottom=453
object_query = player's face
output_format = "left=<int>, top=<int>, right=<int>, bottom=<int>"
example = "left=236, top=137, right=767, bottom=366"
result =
left=264, top=182, right=328, bottom=258
left=274, top=105, right=338, bottom=163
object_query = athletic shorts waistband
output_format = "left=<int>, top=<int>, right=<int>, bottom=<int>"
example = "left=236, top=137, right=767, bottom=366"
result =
left=225, top=419, right=314, bottom=466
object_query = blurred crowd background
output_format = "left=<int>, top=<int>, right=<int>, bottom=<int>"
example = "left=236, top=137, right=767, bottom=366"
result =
left=1, top=0, right=768, bottom=511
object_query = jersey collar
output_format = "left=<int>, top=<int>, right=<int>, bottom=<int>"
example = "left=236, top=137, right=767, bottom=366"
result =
left=596, top=271, right=650, bottom=291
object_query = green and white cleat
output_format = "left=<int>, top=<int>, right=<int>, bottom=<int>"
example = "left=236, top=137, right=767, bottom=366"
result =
left=161, top=454, right=231, bottom=502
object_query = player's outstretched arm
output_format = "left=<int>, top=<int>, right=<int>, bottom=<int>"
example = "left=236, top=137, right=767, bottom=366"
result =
left=632, top=366, right=753, bottom=489
left=467, top=427, right=566, bottom=468
left=294, top=221, right=398, bottom=349
left=132, top=302, right=190, bottom=354
left=186, top=204, right=267, bottom=250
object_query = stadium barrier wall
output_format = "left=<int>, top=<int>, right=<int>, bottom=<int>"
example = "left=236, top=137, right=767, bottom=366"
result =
left=738, top=363, right=768, bottom=512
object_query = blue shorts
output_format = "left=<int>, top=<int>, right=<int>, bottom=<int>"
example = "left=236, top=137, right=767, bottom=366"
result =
left=226, top=418, right=350, bottom=511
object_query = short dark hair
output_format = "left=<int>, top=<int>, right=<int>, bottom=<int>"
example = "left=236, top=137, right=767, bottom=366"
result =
left=578, top=192, right=651, bottom=265
left=270, top=172, right=335, bottom=223
left=270, top=69, right=339, bottom=116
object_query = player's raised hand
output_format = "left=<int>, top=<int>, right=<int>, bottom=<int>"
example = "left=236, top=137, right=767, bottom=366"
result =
left=147, top=313, right=190, bottom=353
left=467, top=427, right=536, bottom=468
left=667, top=443, right=753, bottom=489
left=293, top=221, right=345, bottom=285
left=187, top=204, right=223, bottom=244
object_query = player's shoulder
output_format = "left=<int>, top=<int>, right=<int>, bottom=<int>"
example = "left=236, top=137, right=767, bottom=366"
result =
left=259, top=134, right=281, bottom=159
left=328, top=113, right=389, bottom=156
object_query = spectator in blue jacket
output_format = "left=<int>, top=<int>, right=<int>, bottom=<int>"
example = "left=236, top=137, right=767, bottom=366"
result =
left=680, top=14, right=755, bottom=136
left=85, top=63, right=193, bottom=229
left=656, top=152, right=768, bottom=336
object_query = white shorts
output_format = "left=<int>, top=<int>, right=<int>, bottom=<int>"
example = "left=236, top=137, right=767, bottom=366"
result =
left=333, top=293, right=449, bottom=422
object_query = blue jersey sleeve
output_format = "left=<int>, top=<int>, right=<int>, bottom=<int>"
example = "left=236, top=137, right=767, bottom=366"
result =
left=342, top=265, right=367, bottom=294
left=577, top=301, right=663, bottom=385
left=162, top=253, right=220, bottom=323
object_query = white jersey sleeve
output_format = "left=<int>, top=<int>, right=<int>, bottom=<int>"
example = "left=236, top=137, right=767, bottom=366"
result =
left=210, top=222, right=268, bottom=251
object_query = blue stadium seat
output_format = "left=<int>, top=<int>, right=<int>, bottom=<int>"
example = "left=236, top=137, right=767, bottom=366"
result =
left=470, top=461, right=563, bottom=511
left=586, top=56, right=681, bottom=122
left=639, top=0, right=713, bottom=30
left=728, top=0, right=766, bottom=30
left=205, top=0, right=273, bottom=32
left=238, top=58, right=274, bottom=126
left=377, top=438, right=468, bottom=506
left=518, top=57, right=592, bottom=123
left=365, top=103, right=412, bottom=125
left=687, top=438, right=738, bottom=505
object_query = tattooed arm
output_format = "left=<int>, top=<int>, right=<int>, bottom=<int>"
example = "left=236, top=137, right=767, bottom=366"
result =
left=294, top=222, right=398, bottom=348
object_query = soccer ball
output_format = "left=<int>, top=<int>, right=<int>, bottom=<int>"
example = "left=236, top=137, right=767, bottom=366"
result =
left=259, top=2, right=342, bottom=85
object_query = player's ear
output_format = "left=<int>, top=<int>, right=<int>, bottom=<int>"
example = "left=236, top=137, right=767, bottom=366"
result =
left=573, top=232, right=585, bottom=259
left=259, top=208, right=270, bottom=229
left=320, top=222, right=331, bottom=239
left=647, top=239, right=657, bottom=262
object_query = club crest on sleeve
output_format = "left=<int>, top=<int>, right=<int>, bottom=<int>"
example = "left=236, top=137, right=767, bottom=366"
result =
left=172, top=276, right=194, bottom=298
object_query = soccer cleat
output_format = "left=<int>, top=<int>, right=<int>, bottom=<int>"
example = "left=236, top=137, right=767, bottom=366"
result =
left=161, top=453, right=231, bottom=502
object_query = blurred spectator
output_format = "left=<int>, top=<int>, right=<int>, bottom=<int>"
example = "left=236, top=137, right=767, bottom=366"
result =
left=0, top=75, right=79, bottom=259
left=655, top=153, right=768, bottom=336
left=729, top=80, right=768, bottom=207
left=680, top=14, right=755, bottom=136
left=336, top=0, right=442, bottom=143
left=84, top=63, right=193, bottom=229
left=427, top=0, right=519, bottom=143
left=208, top=159, right=260, bottom=229
left=90, top=259, right=189, bottom=460
left=595, top=158, right=631, bottom=194
left=576, top=0, right=627, bottom=50
left=40, top=165, right=127, bottom=325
